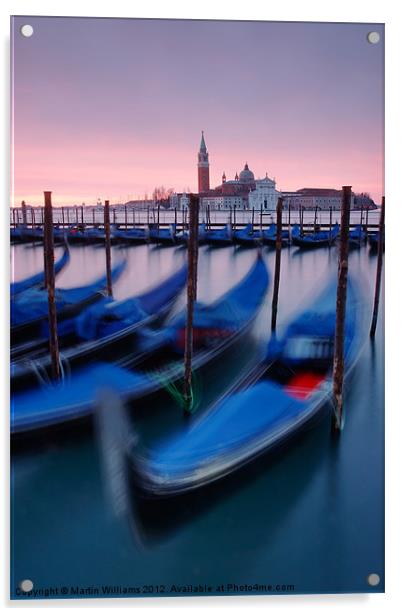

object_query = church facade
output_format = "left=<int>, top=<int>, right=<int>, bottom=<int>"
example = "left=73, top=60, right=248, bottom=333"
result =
left=196, top=133, right=280, bottom=211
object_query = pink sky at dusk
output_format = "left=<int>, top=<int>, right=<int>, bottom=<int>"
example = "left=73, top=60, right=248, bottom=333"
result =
left=11, top=17, right=384, bottom=206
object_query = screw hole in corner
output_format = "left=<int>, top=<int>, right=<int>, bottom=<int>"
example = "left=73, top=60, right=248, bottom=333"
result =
left=367, top=31, right=380, bottom=45
left=367, top=573, right=380, bottom=587
left=20, top=24, right=34, bottom=38
left=19, top=579, right=34, bottom=592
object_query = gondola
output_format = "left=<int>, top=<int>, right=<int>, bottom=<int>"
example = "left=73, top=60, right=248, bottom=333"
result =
left=111, top=226, right=148, bottom=245
left=368, top=231, right=384, bottom=252
left=124, top=272, right=365, bottom=501
left=233, top=224, right=262, bottom=247
left=291, top=223, right=339, bottom=248
left=262, top=224, right=290, bottom=247
left=348, top=225, right=366, bottom=248
left=11, top=256, right=269, bottom=436
left=205, top=223, right=233, bottom=247
left=11, top=262, right=188, bottom=391
left=10, top=225, right=44, bottom=243
left=175, top=223, right=208, bottom=246
left=66, top=225, right=105, bottom=244
left=11, top=244, right=70, bottom=296
left=11, top=260, right=127, bottom=348
left=148, top=224, right=177, bottom=245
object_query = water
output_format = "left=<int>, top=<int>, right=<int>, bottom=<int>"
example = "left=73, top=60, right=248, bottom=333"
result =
left=10, top=241, right=384, bottom=598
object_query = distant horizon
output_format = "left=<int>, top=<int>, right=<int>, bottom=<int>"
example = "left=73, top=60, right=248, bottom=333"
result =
left=11, top=17, right=384, bottom=206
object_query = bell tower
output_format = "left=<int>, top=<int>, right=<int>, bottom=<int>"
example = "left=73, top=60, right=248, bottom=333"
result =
left=197, top=131, right=210, bottom=194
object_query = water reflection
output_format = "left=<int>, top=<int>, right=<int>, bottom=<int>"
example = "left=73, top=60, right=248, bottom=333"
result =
left=11, top=239, right=384, bottom=594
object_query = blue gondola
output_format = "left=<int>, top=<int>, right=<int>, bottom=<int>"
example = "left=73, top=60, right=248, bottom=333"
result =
left=125, top=273, right=365, bottom=498
left=349, top=225, right=366, bottom=248
left=206, top=224, right=233, bottom=247
left=12, top=263, right=188, bottom=391
left=233, top=224, right=261, bottom=247
left=291, top=223, right=340, bottom=248
left=11, top=245, right=70, bottom=296
left=66, top=225, right=105, bottom=244
left=10, top=225, right=44, bottom=243
left=175, top=223, right=208, bottom=246
left=11, top=257, right=269, bottom=435
left=148, top=224, right=177, bottom=245
left=369, top=231, right=384, bottom=252
left=11, top=260, right=127, bottom=346
left=262, top=224, right=290, bottom=247
left=112, top=226, right=148, bottom=244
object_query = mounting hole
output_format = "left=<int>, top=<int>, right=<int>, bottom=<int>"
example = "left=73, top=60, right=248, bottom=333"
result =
left=367, top=31, right=380, bottom=44
left=20, top=579, right=34, bottom=592
left=367, top=573, right=380, bottom=586
left=20, top=24, right=34, bottom=38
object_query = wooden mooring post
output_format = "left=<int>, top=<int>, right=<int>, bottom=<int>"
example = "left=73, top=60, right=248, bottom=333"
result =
left=61, top=206, right=65, bottom=228
left=104, top=200, right=113, bottom=297
left=332, top=185, right=352, bottom=431
left=271, top=197, right=283, bottom=332
left=31, top=208, right=35, bottom=228
left=183, top=194, right=200, bottom=414
left=370, top=196, right=385, bottom=338
left=21, top=200, right=27, bottom=226
left=43, top=191, right=60, bottom=381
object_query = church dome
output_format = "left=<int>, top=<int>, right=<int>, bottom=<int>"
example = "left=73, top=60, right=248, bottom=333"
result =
left=239, top=163, right=255, bottom=184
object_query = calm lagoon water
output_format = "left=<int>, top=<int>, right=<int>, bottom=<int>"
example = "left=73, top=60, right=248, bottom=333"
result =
left=11, top=240, right=384, bottom=598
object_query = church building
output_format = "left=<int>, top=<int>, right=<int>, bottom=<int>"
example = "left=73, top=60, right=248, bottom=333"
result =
left=197, top=133, right=280, bottom=211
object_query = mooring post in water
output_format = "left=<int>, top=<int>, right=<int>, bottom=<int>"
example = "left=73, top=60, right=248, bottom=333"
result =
left=124, top=205, right=127, bottom=230
left=92, top=208, right=95, bottom=226
left=104, top=200, right=113, bottom=297
left=66, top=207, right=70, bottom=225
left=31, top=208, right=35, bottom=228
left=329, top=206, right=333, bottom=236
left=157, top=202, right=160, bottom=232
left=75, top=207, right=79, bottom=224
left=43, top=191, right=60, bottom=381
left=61, top=206, right=65, bottom=228
left=21, top=200, right=27, bottom=226
left=332, top=185, right=352, bottom=431
left=183, top=194, right=200, bottom=414
left=365, top=207, right=369, bottom=235
left=370, top=196, right=385, bottom=338
left=313, top=205, right=318, bottom=231
left=81, top=205, right=84, bottom=226
left=271, top=197, right=283, bottom=332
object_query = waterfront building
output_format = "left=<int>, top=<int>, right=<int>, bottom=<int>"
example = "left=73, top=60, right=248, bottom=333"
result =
left=169, top=191, right=190, bottom=210
left=281, top=188, right=344, bottom=211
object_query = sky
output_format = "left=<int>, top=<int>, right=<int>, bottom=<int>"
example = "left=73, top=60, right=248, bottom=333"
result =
left=11, top=17, right=384, bottom=206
